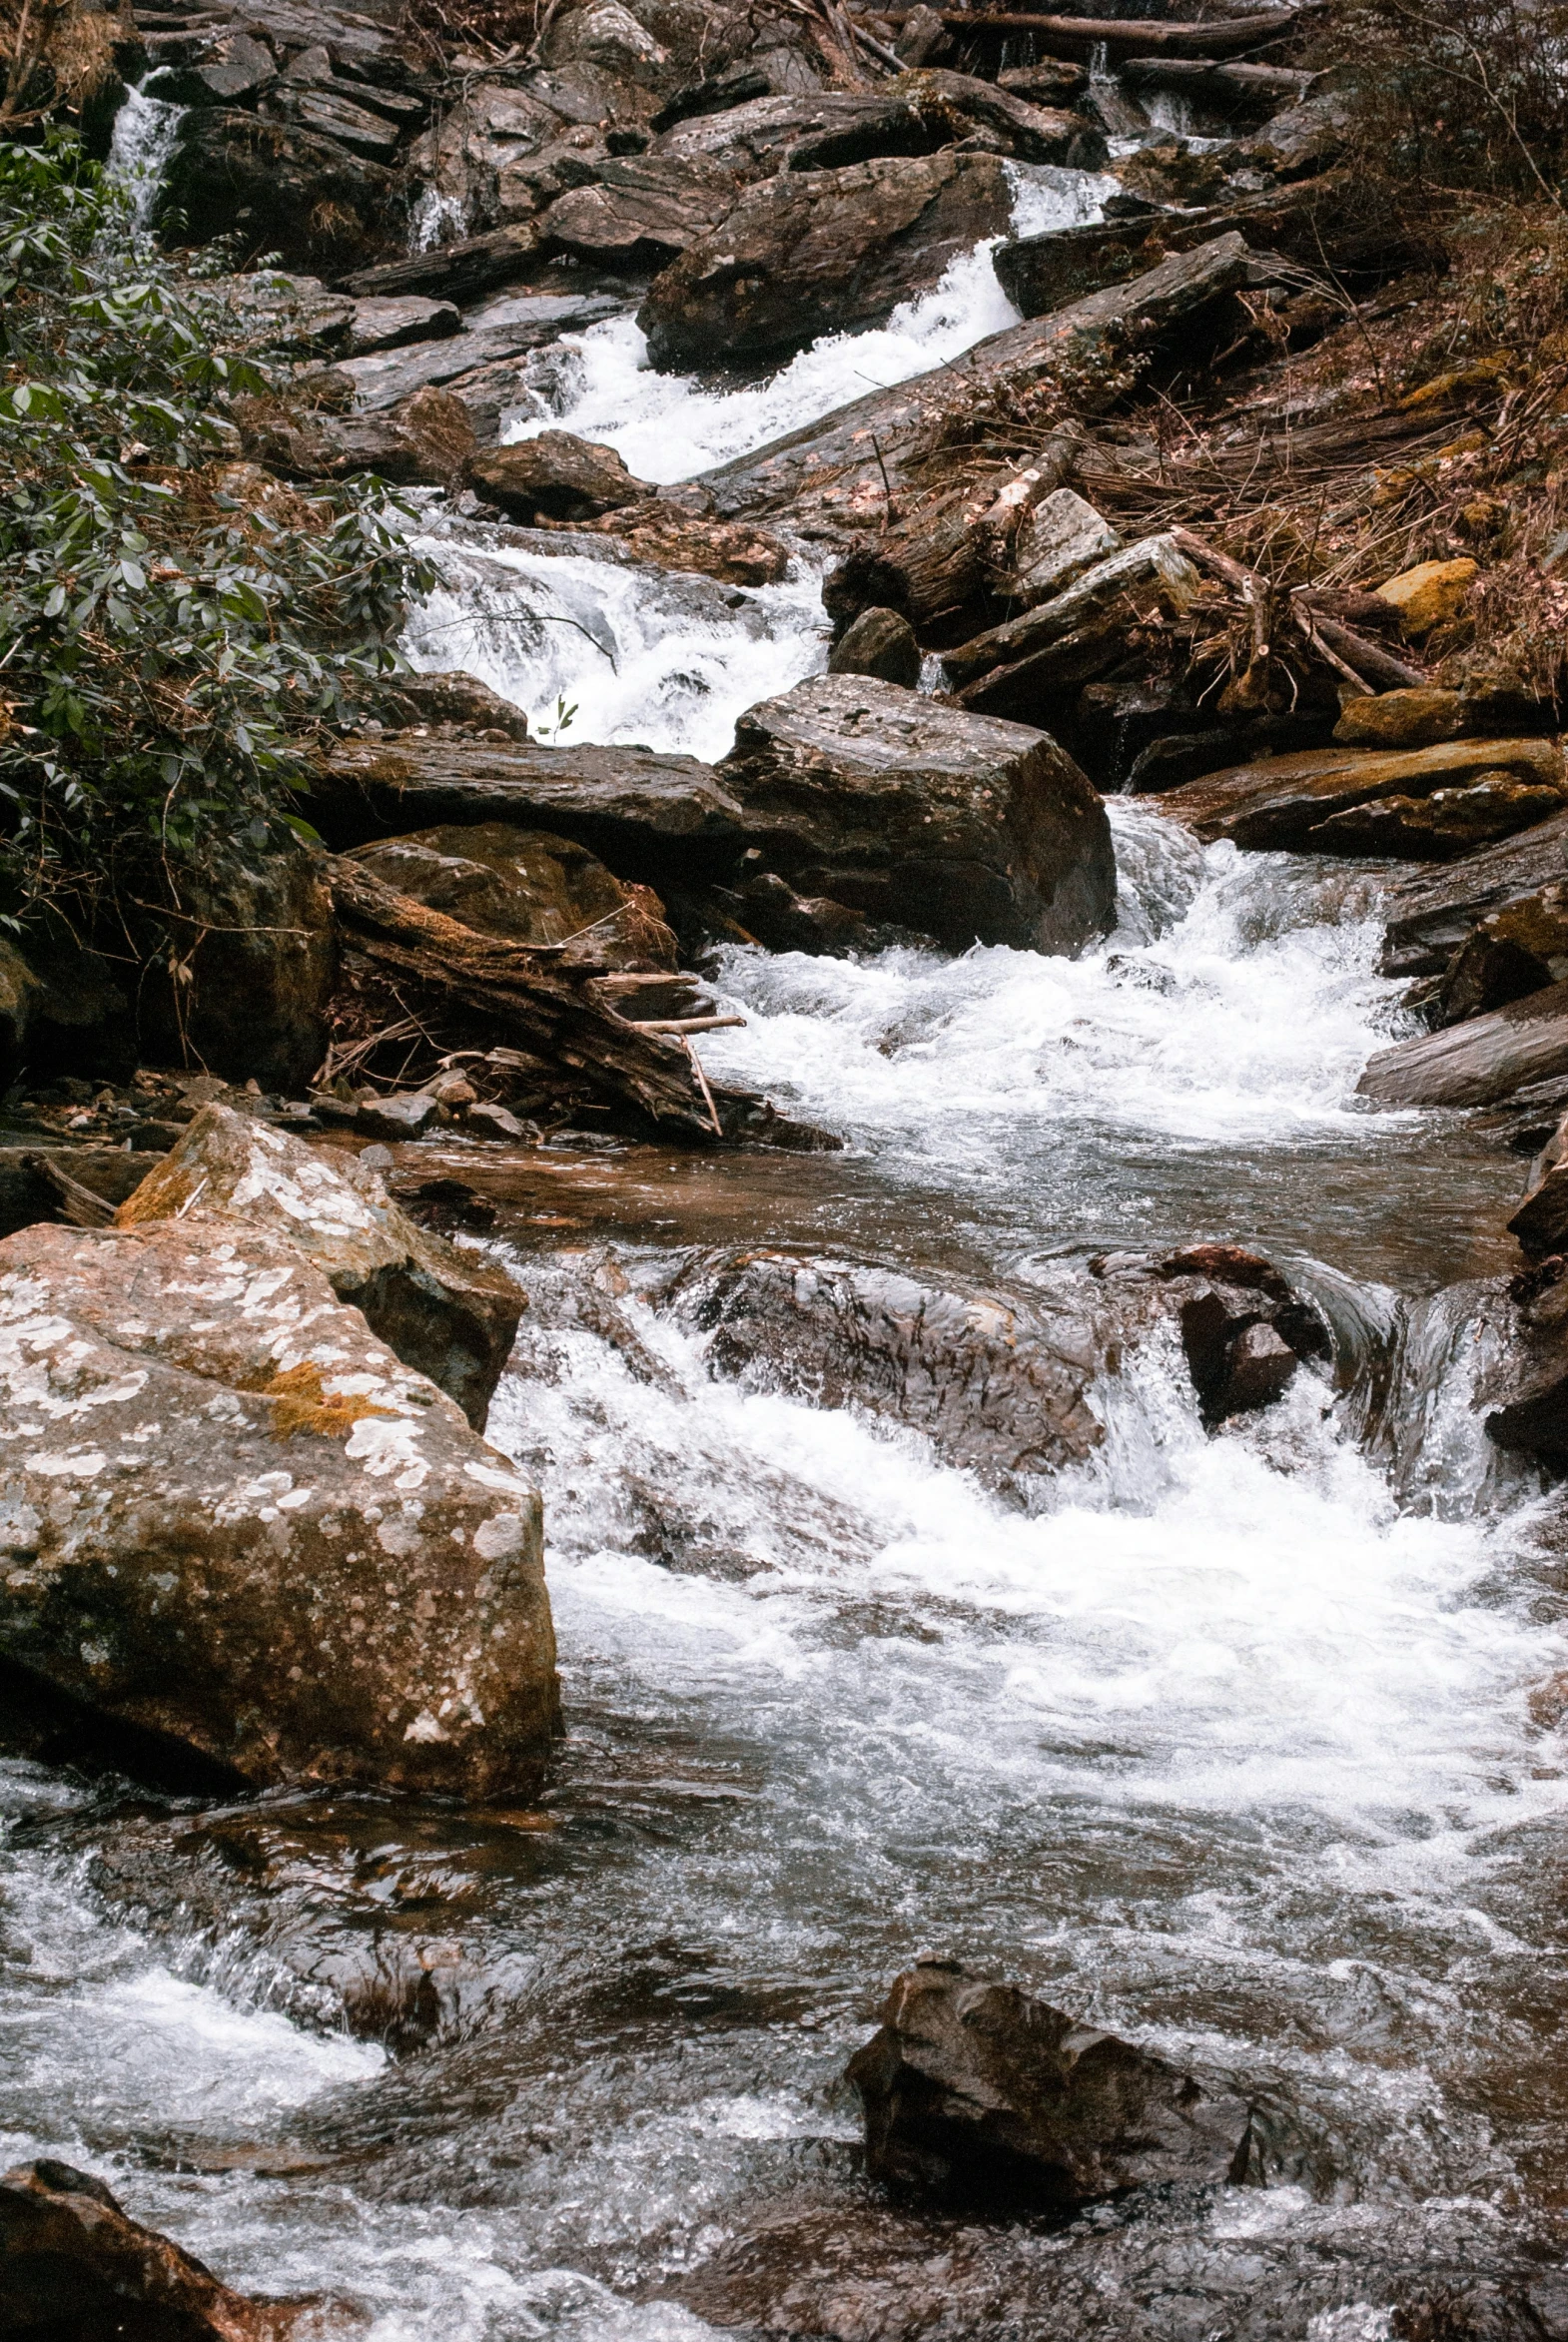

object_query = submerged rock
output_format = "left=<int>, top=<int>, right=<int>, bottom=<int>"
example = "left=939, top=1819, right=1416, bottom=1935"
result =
left=0, top=2158, right=316, bottom=2339
left=116, top=1104, right=523, bottom=1431
left=846, top=1961, right=1294, bottom=2211
left=0, top=1215, right=554, bottom=1793
left=714, top=673, right=1117, bottom=956
left=661, top=1242, right=1329, bottom=1500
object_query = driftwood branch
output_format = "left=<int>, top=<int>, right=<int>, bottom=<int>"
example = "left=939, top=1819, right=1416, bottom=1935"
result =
left=327, top=859, right=742, bottom=1142
left=23, top=1153, right=117, bottom=1227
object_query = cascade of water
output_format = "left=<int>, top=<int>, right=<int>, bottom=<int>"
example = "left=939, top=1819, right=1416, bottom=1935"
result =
left=102, top=85, right=185, bottom=230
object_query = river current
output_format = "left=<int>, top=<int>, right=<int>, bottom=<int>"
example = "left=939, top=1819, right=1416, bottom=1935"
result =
left=6, top=125, right=1565, bottom=2342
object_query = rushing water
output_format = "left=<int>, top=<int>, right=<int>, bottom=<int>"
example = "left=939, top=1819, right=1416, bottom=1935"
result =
left=102, top=84, right=185, bottom=229
left=6, top=106, right=1566, bottom=2342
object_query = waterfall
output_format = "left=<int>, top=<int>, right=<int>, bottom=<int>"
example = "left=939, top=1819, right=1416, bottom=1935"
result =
left=102, top=84, right=185, bottom=230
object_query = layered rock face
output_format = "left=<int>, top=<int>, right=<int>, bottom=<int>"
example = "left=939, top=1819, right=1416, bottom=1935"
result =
left=638, top=150, right=1017, bottom=369
left=846, top=1962, right=1298, bottom=2211
left=0, top=1213, right=555, bottom=1794
left=714, top=674, right=1118, bottom=955
left=117, top=1105, right=524, bottom=1431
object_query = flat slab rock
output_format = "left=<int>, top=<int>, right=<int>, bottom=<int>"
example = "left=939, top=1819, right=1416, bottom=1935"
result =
left=117, top=1104, right=523, bottom=1432
left=316, top=737, right=748, bottom=885
left=846, top=1961, right=1305, bottom=2211
left=0, top=1215, right=555, bottom=1794
left=1358, top=979, right=1568, bottom=1110
left=1154, top=737, right=1566, bottom=854
left=714, top=674, right=1116, bottom=955
left=1380, top=810, right=1568, bottom=980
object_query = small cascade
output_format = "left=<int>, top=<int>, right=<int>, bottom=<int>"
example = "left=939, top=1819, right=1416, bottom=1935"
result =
left=102, top=84, right=185, bottom=230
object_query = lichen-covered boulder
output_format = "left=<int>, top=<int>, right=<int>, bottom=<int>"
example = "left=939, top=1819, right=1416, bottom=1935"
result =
left=0, top=1215, right=555, bottom=1794
left=117, top=1105, right=522, bottom=1431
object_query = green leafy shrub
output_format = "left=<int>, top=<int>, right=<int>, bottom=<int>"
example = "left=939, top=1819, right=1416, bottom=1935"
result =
left=0, top=133, right=431, bottom=941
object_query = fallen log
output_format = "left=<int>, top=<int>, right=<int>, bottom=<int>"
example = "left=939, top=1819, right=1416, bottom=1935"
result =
left=876, top=9, right=1298, bottom=59
left=328, top=859, right=748, bottom=1143
left=699, top=233, right=1254, bottom=534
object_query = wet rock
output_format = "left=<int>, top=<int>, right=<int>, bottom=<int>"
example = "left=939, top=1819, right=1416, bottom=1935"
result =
left=0, top=2157, right=316, bottom=2339
left=156, top=108, right=399, bottom=275
left=381, top=668, right=531, bottom=739
left=650, top=73, right=1103, bottom=182
left=466, top=428, right=645, bottom=520
left=828, top=605, right=921, bottom=688
left=1480, top=1255, right=1568, bottom=1467
left=733, top=871, right=870, bottom=954
left=846, top=1960, right=1288, bottom=2211
left=340, top=221, right=548, bottom=304
left=1332, top=687, right=1472, bottom=750
left=638, top=151, right=1016, bottom=370
left=317, top=736, right=749, bottom=889
left=945, top=534, right=1203, bottom=717
left=568, top=498, right=793, bottom=586
left=1310, top=776, right=1568, bottom=860
left=117, top=1103, right=524, bottom=1430
left=326, top=296, right=626, bottom=415
left=1115, top=135, right=1236, bottom=208
left=1509, top=1145, right=1568, bottom=1262
left=542, top=151, right=743, bottom=264
left=147, top=25, right=278, bottom=104
left=1358, top=981, right=1568, bottom=1110
left=1232, top=76, right=1353, bottom=182
left=715, top=674, right=1116, bottom=956
left=0, top=1214, right=554, bottom=1793
left=1155, top=738, right=1566, bottom=854
left=349, top=822, right=678, bottom=966
left=1377, top=557, right=1479, bottom=637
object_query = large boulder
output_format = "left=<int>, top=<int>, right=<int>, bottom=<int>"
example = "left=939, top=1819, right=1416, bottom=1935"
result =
left=649, top=71, right=1103, bottom=180
left=155, top=108, right=400, bottom=274
left=0, top=2159, right=312, bottom=2340
left=0, top=1215, right=555, bottom=1793
left=713, top=674, right=1116, bottom=955
left=348, top=822, right=679, bottom=967
left=466, top=428, right=646, bottom=521
left=117, top=1104, right=524, bottom=1431
left=846, top=1961, right=1292, bottom=2211
left=662, top=1242, right=1330, bottom=1499
left=1154, top=737, right=1566, bottom=855
left=638, top=150, right=1016, bottom=369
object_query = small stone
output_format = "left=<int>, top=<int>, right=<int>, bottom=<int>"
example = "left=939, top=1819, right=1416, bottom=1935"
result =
left=465, top=1101, right=526, bottom=1141
left=828, top=606, right=922, bottom=689
left=1011, top=487, right=1122, bottom=607
left=359, top=1141, right=393, bottom=1170
left=359, top=1090, right=439, bottom=1138
left=1375, top=557, right=1478, bottom=636
left=431, top=1072, right=478, bottom=1108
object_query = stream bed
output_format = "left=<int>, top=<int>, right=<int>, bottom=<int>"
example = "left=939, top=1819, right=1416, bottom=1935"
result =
left=7, top=137, right=1568, bottom=2342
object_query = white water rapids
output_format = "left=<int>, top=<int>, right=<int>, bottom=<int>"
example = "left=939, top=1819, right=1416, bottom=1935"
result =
left=6, top=116, right=1566, bottom=2342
